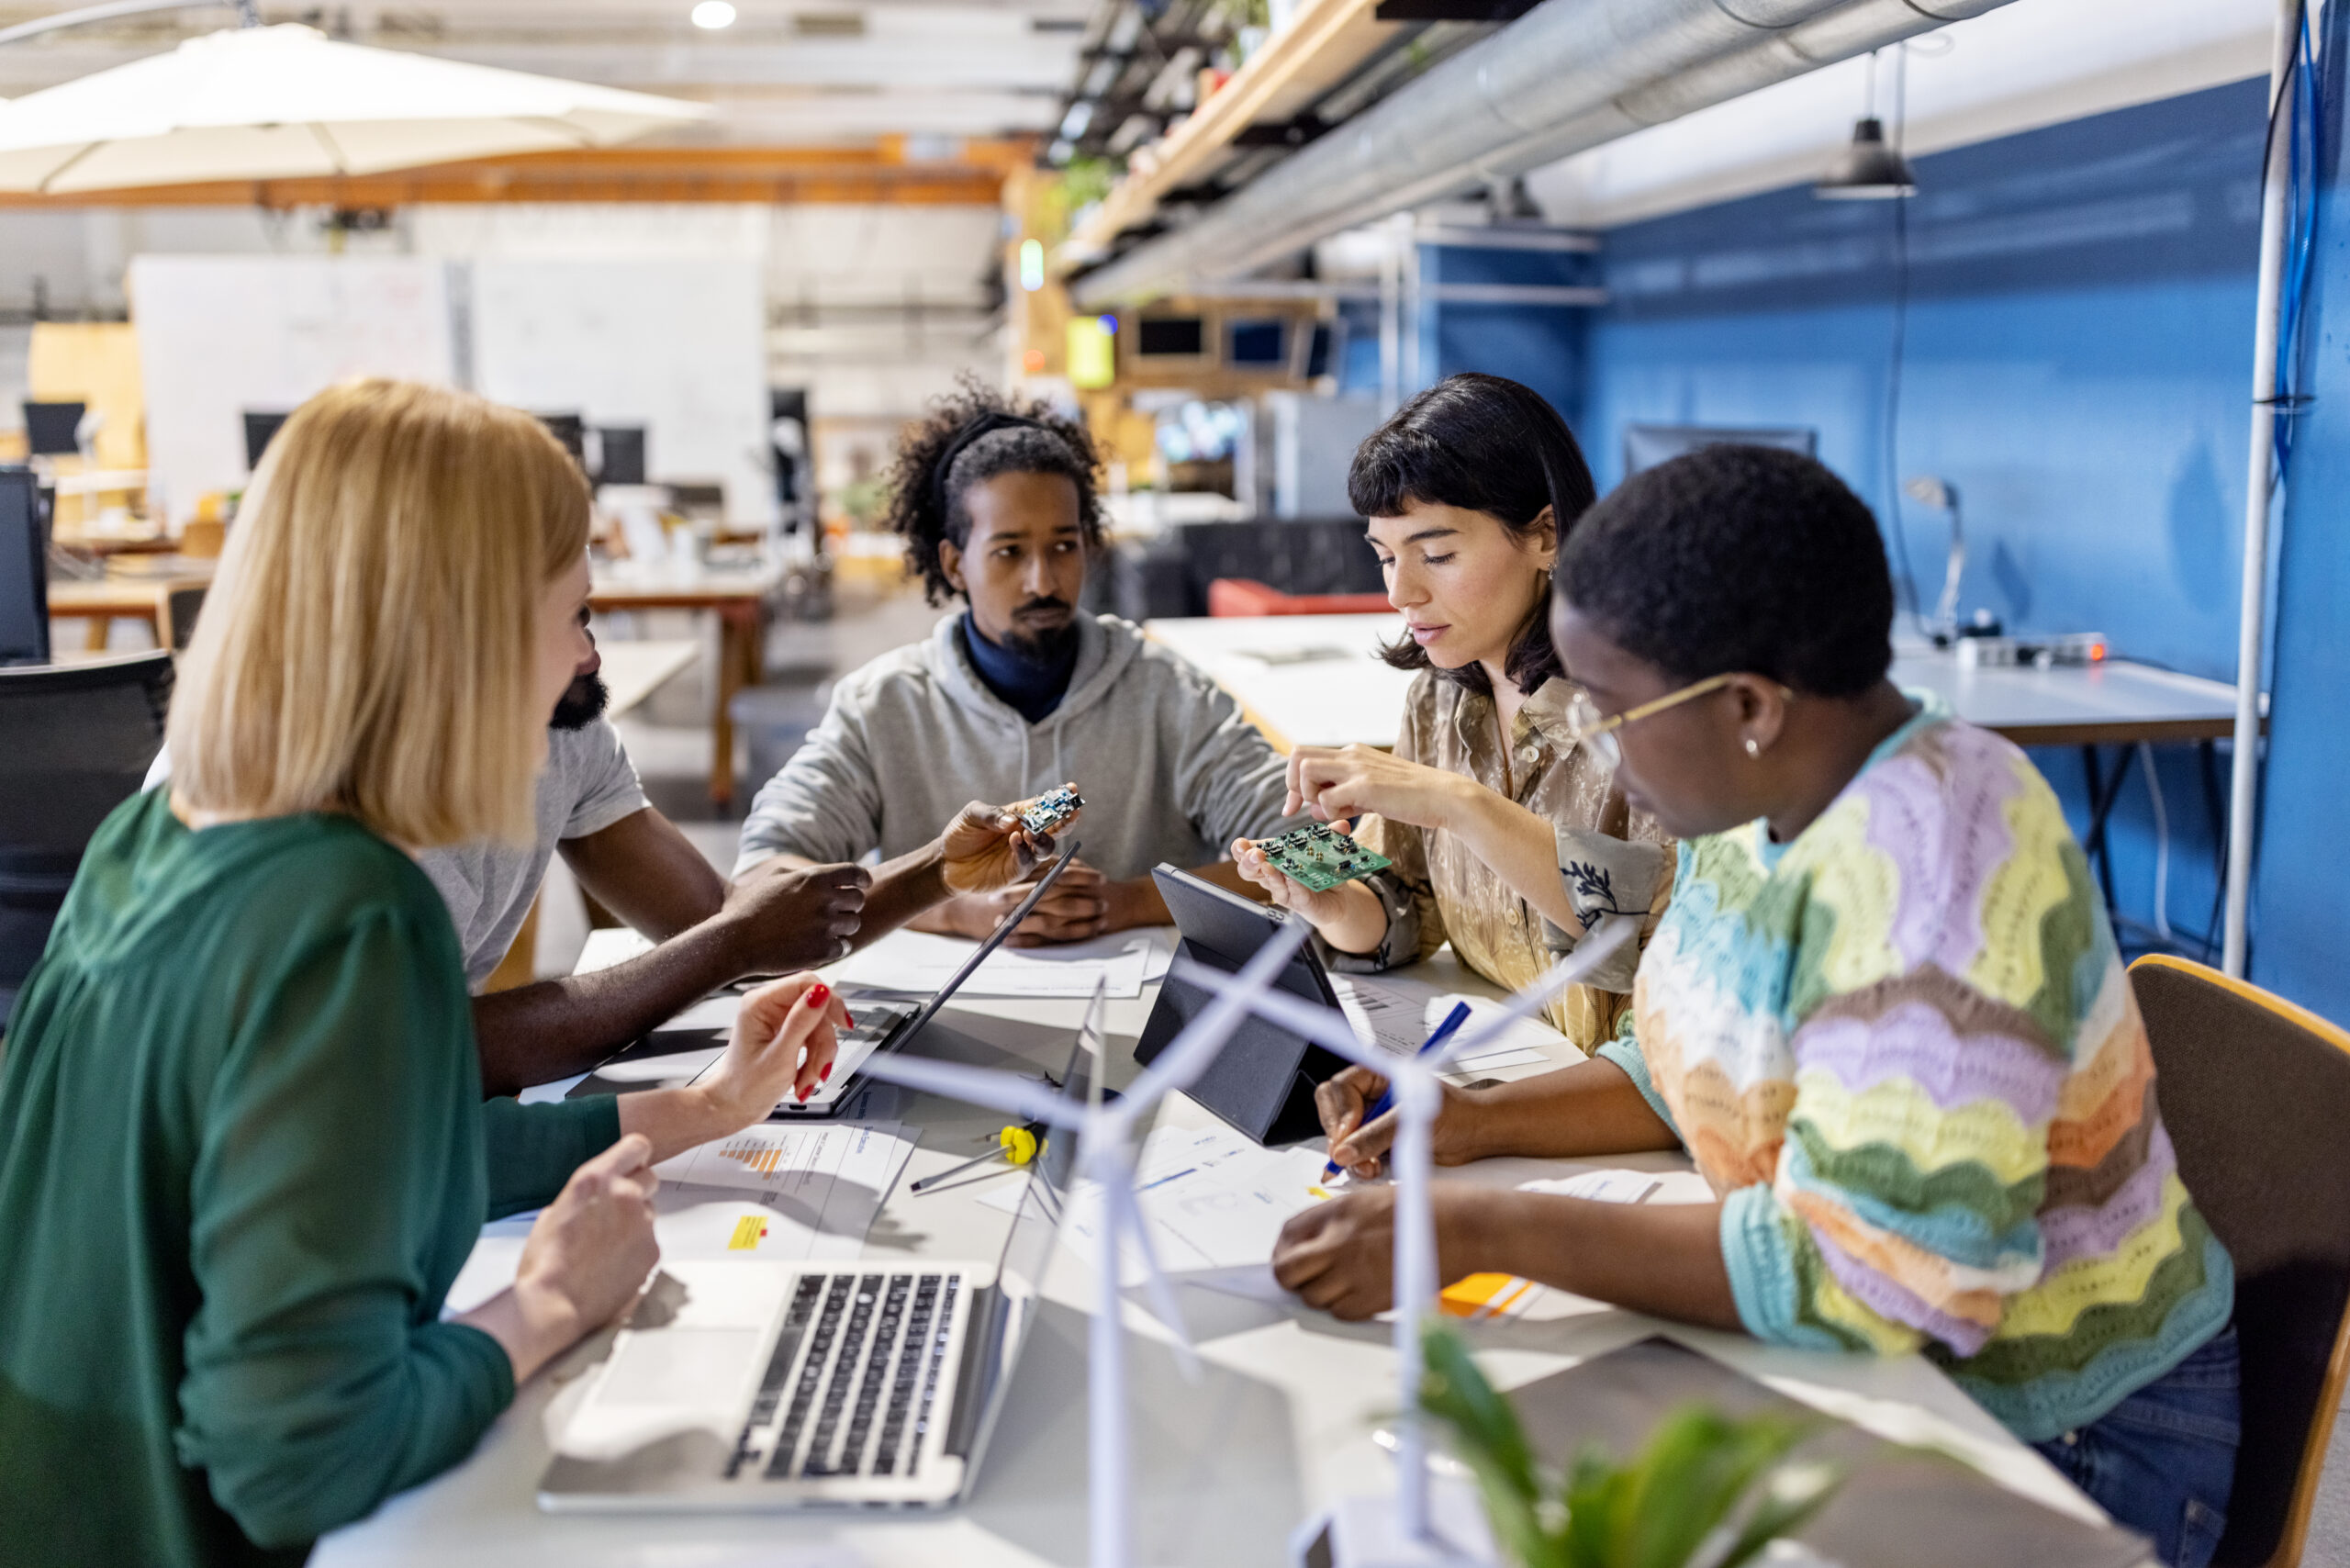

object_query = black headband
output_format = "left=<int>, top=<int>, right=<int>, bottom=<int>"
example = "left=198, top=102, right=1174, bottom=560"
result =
left=929, top=410, right=1052, bottom=532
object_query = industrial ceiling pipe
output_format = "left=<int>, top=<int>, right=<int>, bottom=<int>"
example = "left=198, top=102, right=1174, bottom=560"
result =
left=1072, top=0, right=2014, bottom=307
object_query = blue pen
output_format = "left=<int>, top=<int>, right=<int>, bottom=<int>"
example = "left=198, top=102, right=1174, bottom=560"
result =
left=1326, top=1000, right=1473, bottom=1180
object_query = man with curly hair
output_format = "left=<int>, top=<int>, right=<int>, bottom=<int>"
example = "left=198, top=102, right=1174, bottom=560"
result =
left=735, top=383, right=1298, bottom=945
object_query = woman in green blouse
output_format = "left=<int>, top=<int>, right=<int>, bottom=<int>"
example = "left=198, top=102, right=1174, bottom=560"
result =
left=0, top=381, right=1057, bottom=1567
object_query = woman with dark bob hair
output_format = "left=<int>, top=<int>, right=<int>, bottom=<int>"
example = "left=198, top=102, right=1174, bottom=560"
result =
left=1271, top=444, right=2238, bottom=1568
left=1234, top=373, right=1673, bottom=1060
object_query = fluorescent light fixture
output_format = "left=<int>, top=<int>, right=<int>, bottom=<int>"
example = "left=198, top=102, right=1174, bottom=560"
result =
left=690, top=1, right=736, bottom=28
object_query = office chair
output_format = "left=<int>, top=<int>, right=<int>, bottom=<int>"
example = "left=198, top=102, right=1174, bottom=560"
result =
left=2128, top=955, right=2350, bottom=1568
left=0, top=650, right=172, bottom=1021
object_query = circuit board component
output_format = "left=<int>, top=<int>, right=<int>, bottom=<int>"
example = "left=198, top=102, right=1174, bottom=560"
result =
left=1255, top=823, right=1392, bottom=891
left=1021, top=786, right=1083, bottom=835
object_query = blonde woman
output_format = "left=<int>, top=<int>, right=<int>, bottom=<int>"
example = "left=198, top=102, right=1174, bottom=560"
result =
left=0, top=382, right=1058, bottom=1567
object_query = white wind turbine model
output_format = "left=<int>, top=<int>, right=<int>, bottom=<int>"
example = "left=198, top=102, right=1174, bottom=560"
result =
left=848, top=921, right=1312, bottom=1568
left=1172, top=915, right=1639, bottom=1556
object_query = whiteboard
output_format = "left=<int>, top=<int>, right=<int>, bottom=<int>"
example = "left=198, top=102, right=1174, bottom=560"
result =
left=470, top=257, right=776, bottom=524
left=129, top=256, right=455, bottom=523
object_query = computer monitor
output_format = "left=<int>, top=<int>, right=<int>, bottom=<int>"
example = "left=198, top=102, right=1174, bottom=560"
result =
left=1304, top=320, right=1337, bottom=380
left=535, top=412, right=588, bottom=471
left=1136, top=316, right=1207, bottom=360
left=1226, top=318, right=1288, bottom=368
left=0, top=467, right=50, bottom=666
left=242, top=410, right=292, bottom=472
left=1622, top=423, right=1817, bottom=476
left=23, top=402, right=84, bottom=459
left=590, top=426, right=646, bottom=487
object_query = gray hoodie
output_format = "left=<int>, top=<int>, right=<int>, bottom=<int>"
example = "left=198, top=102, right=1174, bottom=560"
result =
left=735, top=611, right=1301, bottom=880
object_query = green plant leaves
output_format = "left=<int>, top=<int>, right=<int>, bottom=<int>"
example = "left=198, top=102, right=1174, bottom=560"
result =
left=1416, top=1327, right=1847, bottom=1568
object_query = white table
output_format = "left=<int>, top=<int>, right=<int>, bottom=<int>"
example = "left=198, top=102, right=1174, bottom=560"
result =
left=1144, top=613, right=1418, bottom=752
left=594, top=638, right=699, bottom=721
left=316, top=946, right=2107, bottom=1568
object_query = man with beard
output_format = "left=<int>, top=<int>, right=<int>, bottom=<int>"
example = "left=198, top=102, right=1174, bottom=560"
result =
left=734, top=384, right=1298, bottom=946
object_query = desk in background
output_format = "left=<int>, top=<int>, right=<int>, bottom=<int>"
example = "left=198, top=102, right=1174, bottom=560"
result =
left=46, top=560, right=215, bottom=652
left=1146, top=612, right=2253, bottom=935
left=589, top=566, right=783, bottom=805
left=316, top=944, right=2113, bottom=1568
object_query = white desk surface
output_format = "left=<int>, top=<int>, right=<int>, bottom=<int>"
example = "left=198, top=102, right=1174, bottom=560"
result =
left=595, top=639, right=699, bottom=721
left=317, top=944, right=2104, bottom=1568
left=1146, top=613, right=2250, bottom=752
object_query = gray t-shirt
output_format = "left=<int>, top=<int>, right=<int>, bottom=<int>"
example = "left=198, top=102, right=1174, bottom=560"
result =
left=145, top=720, right=649, bottom=991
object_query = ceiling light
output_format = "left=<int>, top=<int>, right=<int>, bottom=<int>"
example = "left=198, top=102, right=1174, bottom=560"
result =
left=1814, top=118, right=1916, bottom=201
left=691, top=2, right=737, bottom=29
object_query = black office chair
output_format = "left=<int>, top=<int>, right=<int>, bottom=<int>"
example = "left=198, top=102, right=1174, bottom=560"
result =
left=0, top=650, right=172, bottom=1023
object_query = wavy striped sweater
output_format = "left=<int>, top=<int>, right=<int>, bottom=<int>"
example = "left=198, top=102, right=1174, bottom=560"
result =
left=1596, top=700, right=2232, bottom=1442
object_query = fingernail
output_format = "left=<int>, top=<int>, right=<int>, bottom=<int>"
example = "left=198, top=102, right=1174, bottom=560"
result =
left=807, top=981, right=831, bottom=1007
left=822, top=1061, right=834, bottom=1081
left=799, top=1082, right=814, bottom=1102
left=845, top=1011, right=856, bottom=1029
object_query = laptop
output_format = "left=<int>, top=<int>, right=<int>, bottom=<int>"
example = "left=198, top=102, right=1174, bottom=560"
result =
left=573, top=843, right=1080, bottom=1119
left=536, top=991, right=1103, bottom=1512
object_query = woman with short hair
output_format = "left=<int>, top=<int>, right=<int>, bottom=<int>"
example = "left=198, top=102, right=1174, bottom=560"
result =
left=1271, top=444, right=2237, bottom=1568
left=1233, top=373, right=1673, bottom=1060
left=0, top=381, right=1049, bottom=1566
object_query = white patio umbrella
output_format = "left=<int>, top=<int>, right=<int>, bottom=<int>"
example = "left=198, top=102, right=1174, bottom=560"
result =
left=0, top=21, right=709, bottom=194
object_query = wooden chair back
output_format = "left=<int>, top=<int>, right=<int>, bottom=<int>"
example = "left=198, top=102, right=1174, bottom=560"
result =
left=2130, top=956, right=2350, bottom=1568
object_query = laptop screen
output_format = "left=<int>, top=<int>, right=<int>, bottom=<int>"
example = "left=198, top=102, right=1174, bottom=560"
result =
left=945, top=980, right=1103, bottom=1466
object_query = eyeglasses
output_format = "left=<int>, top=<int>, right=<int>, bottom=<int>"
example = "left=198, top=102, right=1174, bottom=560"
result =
left=1562, top=672, right=1741, bottom=771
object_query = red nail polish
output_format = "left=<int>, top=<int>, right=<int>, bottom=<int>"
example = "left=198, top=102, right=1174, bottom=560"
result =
left=822, top=1062, right=834, bottom=1081
left=845, top=1011, right=856, bottom=1029
left=807, top=981, right=831, bottom=1007
left=799, top=1082, right=814, bottom=1102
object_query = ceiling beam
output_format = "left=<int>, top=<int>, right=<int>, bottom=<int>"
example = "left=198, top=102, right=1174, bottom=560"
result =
left=0, top=142, right=1033, bottom=207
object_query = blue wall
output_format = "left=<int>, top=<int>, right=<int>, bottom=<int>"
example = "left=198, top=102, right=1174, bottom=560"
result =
left=1576, top=79, right=2314, bottom=1002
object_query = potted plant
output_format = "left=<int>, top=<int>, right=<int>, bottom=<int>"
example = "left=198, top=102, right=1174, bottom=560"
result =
left=1418, top=1327, right=1846, bottom=1568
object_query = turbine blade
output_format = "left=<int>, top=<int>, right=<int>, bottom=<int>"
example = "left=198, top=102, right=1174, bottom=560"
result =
left=1167, top=956, right=1387, bottom=1072
left=1107, top=1173, right=1203, bottom=1383
left=851, top=1050, right=1082, bottom=1129
left=1119, top=920, right=1310, bottom=1115
left=1425, top=915, right=1639, bottom=1073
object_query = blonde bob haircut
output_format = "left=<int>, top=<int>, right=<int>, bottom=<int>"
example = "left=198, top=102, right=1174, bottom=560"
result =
left=167, top=379, right=590, bottom=849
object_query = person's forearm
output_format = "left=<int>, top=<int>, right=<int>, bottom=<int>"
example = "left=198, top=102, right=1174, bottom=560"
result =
left=456, top=1285, right=578, bottom=1385
left=1460, top=1057, right=1684, bottom=1160
left=616, top=1084, right=741, bottom=1165
left=1306, top=879, right=1389, bottom=954
left=471, top=922, right=749, bottom=1095
left=850, top=839, right=951, bottom=950
left=1461, top=1191, right=1740, bottom=1329
left=1443, top=783, right=1583, bottom=935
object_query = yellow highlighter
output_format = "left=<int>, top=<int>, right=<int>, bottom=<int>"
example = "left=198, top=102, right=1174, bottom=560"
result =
left=911, top=1124, right=1040, bottom=1194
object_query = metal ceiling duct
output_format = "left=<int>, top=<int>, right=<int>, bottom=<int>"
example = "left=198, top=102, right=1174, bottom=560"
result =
left=1071, top=0, right=2016, bottom=308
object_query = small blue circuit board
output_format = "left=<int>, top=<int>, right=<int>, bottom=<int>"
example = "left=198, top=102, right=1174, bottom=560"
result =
left=1258, top=823, right=1391, bottom=892
left=1021, top=786, right=1082, bottom=834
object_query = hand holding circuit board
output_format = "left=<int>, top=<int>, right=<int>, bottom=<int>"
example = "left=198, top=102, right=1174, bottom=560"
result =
left=1241, top=822, right=1392, bottom=892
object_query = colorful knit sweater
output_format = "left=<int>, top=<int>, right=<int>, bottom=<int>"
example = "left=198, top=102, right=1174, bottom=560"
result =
left=1595, top=699, right=2233, bottom=1442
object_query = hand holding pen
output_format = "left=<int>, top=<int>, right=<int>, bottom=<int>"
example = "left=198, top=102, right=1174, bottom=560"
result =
left=1320, top=1001, right=1472, bottom=1182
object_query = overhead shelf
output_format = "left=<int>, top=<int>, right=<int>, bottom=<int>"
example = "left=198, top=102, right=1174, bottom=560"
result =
left=1058, top=0, right=1402, bottom=267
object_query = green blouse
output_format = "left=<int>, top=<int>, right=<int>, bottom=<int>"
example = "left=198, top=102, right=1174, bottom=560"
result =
left=0, top=789, right=619, bottom=1566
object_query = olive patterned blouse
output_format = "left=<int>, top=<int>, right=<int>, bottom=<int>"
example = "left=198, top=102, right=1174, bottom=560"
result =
left=1331, top=670, right=1675, bottom=1049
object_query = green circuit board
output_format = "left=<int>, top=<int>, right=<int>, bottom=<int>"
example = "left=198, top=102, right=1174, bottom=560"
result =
left=1021, top=786, right=1083, bottom=835
left=1258, top=823, right=1392, bottom=892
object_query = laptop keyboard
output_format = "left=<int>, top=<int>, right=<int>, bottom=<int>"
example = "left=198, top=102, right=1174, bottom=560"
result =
left=728, top=1270, right=961, bottom=1484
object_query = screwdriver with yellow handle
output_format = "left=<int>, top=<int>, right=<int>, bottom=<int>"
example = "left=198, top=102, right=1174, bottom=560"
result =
left=911, top=1124, right=1041, bottom=1194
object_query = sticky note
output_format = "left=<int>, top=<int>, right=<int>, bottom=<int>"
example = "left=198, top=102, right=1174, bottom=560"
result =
left=727, top=1215, right=769, bottom=1251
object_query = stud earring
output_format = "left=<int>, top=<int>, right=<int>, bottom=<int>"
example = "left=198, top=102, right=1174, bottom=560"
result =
left=1745, top=738, right=1761, bottom=758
